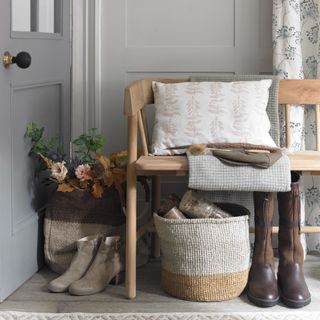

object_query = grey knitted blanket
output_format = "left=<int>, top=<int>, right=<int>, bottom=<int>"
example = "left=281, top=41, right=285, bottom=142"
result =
left=187, top=151, right=291, bottom=192
left=188, top=75, right=290, bottom=193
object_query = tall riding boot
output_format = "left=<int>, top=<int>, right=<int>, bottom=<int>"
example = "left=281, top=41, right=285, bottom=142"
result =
left=247, top=192, right=279, bottom=307
left=278, top=172, right=311, bottom=308
left=69, top=236, right=122, bottom=295
left=48, top=235, right=102, bottom=292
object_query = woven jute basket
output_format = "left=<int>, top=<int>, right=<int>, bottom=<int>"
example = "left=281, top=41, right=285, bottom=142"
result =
left=45, top=185, right=150, bottom=274
left=44, top=188, right=126, bottom=274
left=154, top=203, right=250, bottom=302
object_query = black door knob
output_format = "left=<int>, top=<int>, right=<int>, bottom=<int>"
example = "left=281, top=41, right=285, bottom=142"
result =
left=12, top=51, right=32, bottom=69
left=3, top=51, right=32, bottom=69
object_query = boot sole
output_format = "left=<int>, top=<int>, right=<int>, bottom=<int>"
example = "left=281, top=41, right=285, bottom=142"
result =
left=280, top=295, right=311, bottom=309
left=247, top=293, right=279, bottom=308
left=47, top=284, right=68, bottom=293
left=69, top=272, right=124, bottom=296
left=69, top=288, right=101, bottom=296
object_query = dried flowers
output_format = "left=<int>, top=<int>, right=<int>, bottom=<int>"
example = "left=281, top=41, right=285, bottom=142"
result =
left=25, top=123, right=127, bottom=198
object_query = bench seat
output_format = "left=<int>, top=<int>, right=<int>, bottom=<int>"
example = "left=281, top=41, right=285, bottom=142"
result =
left=136, top=152, right=320, bottom=176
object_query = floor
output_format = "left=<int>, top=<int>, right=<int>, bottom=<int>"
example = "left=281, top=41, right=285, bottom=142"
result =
left=0, top=256, right=319, bottom=315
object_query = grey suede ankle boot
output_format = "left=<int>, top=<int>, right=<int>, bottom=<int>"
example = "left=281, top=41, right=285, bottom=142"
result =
left=69, top=236, right=122, bottom=296
left=48, top=235, right=102, bottom=293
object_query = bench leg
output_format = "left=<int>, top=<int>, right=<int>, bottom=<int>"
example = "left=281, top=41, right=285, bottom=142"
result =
left=125, top=167, right=137, bottom=299
left=152, top=176, right=161, bottom=258
left=125, top=114, right=137, bottom=299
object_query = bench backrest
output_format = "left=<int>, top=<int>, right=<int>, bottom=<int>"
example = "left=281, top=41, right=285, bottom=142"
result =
left=124, top=79, right=320, bottom=156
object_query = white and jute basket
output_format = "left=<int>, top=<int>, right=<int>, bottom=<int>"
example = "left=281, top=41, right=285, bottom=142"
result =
left=154, top=206, right=250, bottom=302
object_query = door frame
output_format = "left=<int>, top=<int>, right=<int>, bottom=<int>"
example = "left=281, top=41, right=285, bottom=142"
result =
left=71, top=0, right=102, bottom=140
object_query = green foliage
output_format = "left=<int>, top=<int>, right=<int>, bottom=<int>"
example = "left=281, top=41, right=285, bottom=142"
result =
left=72, top=128, right=106, bottom=165
left=25, top=123, right=106, bottom=167
left=24, top=122, right=61, bottom=157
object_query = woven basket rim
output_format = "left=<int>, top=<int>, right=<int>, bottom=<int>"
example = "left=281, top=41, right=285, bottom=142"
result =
left=154, top=212, right=249, bottom=225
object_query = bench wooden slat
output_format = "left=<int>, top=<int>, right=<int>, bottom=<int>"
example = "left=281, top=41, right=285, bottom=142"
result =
left=285, top=104, right=292, bottom=148
left=141, top=109, right=150, bottom=151
left=135, top=152, right=320, bottom=175
left=136, top=156, right=188, bottom=175
left=316, top=104, right=320, bottom=151
left=138, top=111, right=148, bottom=156
left=279, top=79, right=320, bottom=104
left=287, top=151, right=320, bottom=171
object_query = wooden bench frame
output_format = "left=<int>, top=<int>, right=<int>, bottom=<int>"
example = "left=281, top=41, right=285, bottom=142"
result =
left=124, top=78, right=320, bottom=299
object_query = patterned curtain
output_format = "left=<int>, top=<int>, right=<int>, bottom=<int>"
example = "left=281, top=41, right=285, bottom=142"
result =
left=273, top=0, right=320, bottom=253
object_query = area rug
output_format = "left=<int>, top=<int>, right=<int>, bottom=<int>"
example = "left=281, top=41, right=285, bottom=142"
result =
left=0, top=312, right=320, bottom=320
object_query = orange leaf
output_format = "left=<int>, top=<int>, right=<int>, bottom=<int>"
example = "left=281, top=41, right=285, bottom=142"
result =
left=96, top=154, right=111, bottom=170
left=83, top=170, right=95, bottom=181
left=94, top=163, right=105, bottom=179
left=79, top=180, right=89, bottom=189
left=57, top=183, right=74, bottom=193
left=110, top=151, right=128, bottom=168
left=69, top=179, right=80, bottom=189
left=112, top=168, right=127, bottom=184
left=92, top=181, right=104, bottom=198
left=38, top=153, right=54, bottom=169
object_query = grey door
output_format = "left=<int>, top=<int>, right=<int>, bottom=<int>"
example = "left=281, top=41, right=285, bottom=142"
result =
left=0, top=0, right=70, bottom=301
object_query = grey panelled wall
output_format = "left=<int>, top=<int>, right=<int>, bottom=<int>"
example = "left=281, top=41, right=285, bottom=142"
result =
left=100, top=0, right=272, bottom=149
left=100, top=0, right=273, bottom=196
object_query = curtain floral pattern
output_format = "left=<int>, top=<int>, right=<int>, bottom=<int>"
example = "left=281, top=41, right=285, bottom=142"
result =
left=273, top=0, right=320, bottom=252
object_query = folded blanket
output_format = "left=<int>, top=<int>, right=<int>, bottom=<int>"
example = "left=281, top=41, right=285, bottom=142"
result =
left=187, top=151, right=291, bottom=192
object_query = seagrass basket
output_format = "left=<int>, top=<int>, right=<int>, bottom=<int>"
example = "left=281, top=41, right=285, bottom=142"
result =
left=154, top=203, right=250, bottom=302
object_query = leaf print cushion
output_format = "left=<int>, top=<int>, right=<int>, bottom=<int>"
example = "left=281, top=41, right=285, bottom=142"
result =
left=151, top=80, right=276, bottom=155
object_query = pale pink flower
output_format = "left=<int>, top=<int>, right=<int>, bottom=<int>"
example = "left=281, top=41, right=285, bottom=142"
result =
left=75, top=164, right=91, bottom=181
left=51, top=161, right=68, bottom=182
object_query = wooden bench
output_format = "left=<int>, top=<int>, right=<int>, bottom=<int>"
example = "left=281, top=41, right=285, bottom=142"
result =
left=124, top=78, right=320, bottom=299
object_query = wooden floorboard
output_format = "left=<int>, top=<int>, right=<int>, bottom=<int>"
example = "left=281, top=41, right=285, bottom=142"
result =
left=0, top=256, right=319, bottom=314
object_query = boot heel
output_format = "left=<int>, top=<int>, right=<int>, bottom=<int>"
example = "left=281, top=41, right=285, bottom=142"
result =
left=110, top=271, right=125, bottom=285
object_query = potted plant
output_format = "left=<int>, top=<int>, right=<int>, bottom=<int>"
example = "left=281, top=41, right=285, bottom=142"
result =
left=24, top=123, right=129, bottom=273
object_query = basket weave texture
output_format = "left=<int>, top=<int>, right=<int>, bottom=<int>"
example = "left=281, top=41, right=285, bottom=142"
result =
left=44, top=188, right=126, bottom=274
left=154, top=212, right=250, bottom=301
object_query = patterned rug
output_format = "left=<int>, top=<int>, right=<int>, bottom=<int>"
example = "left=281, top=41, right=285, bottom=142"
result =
left=0, top=312, right=320, bottom=320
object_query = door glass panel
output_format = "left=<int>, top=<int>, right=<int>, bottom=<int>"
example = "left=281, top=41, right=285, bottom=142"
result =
left=12, top=0, right=60, bottom=34
left=12, top=0, right=31, bottom=32
left=38, top=0, right=55, bottom=33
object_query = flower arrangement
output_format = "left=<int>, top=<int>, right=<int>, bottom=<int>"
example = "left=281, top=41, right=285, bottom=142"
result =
left=25, top=122, right=127, bottom=198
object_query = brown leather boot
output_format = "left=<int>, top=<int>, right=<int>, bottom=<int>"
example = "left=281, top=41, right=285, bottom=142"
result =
left=247, top=192, right=279, bottom=307
left=278, top=172, right=311, bottom=308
